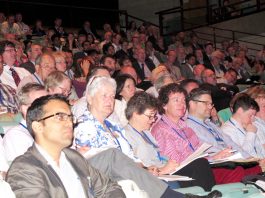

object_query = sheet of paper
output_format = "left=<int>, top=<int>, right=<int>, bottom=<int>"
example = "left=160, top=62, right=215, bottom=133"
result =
left=169, top=143, right=212, bottom=175
left=209, top=152, right=244, bottom=164
left=158, top=174, right=193, bottom=182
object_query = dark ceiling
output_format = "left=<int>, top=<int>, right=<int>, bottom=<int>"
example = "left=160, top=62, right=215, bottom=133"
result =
left=0, top=0, right=120, bottom=28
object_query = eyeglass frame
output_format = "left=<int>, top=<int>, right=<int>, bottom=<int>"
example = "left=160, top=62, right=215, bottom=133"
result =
left=37, top=112, right=75, bottom=123
left=4, top=48, right=17, bottom=53
left=192, top=99, right=214, bottom=108
left=143, top=113, right=158, bottom=121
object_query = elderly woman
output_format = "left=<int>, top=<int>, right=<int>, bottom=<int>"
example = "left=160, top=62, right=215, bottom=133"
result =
left=114, top=74, right=136, bottom=127
left=246, top=86, right=265, bottom=147
left=74, top=76, right=137, bottom=161
left=125, top=91, right=215, bottom=191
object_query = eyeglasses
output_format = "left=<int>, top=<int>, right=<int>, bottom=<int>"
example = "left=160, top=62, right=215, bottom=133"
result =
left=143, top=113, right=158, bottom=121
left=37, top=112, right=75, bottom=123
left=59, top=87, right=71, bottom=96
left=192, top=99, right=214, bottom=108
left=4, top=48, right=17, bottom=53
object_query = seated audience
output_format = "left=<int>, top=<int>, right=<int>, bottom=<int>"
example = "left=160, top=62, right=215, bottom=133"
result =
left=125, top=91, right=216, bottom=190
left=7, top=94, right=126, bottom=197
left=186, top=88, right=262, bottom=184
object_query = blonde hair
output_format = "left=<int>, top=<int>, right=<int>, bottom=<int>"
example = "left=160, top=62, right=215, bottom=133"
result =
left=245, top=86, right=265, bottom=100
left=44, top=71, right=70, bottom=91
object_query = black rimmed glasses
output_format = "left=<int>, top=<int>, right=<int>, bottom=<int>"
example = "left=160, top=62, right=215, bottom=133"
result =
left=37, top=112, right=75, bottom=123
left=192, top=99, right=214, bottom=108
left=143, top=113, right=158, bottom=121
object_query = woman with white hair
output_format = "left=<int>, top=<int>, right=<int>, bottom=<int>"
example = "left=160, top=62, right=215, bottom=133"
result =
left=74, top=76, right=137, bottom=161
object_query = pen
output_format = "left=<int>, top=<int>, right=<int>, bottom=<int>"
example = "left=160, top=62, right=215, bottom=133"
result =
left=229, top=150, right=237, bottom=153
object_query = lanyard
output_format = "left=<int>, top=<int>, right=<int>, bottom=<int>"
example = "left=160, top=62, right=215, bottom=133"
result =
left=0, top=89, right=3, bottom=104
left=103, top=121, right=122, bottom=151
left=161, top=118, right=195, bottom=152
left=129, top=124, right=165, bottom=162
left=229, top=119, right=257, bottom=154
left=33, top=73, right=43, bottom=85
left=19, top=122, right=27, bottom=130
left=187, top=117, right=224, bottom=143
left=229, top=119, right=245, bottom=135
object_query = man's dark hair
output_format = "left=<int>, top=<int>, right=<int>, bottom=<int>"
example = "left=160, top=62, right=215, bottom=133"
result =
left=26, top=94, right=69, bottom=138
left=158, top=83, right=187, bottom=114
left=0, top=40, right=15, bottom=55
left=226, top=68, right=238, bottom=76
left=125, top=92, right=158, bottom=120
left=232, top=95, right=259, bottom=113
left=187, top=87, right=211, bottom=110
left=102, top=42, right=114, bottom=55
left=185, top=53, right=195, bottom=61
left=85, top=49, right=99, bottom=56
left=179, top=79, right=200, bottom=91
left=100, top=54, right=116, bottom=65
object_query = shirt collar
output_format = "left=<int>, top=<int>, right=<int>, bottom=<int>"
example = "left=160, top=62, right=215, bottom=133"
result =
left=35, top=143, right=65, bottom=168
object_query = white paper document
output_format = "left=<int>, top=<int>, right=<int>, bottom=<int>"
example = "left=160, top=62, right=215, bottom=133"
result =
left=169, top=143, right=212, bottom=175
left=209, top=152, right=244, bottom=164
left=158, top=174, right=193, bottom=182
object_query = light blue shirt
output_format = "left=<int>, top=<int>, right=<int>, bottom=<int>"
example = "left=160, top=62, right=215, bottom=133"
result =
left=222, top=117, right=265, bottom=158
left=187, top=115, right=250, bottom=158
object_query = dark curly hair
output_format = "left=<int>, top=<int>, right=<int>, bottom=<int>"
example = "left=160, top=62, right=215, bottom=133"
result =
left=158, top=83, right=187, bottom=114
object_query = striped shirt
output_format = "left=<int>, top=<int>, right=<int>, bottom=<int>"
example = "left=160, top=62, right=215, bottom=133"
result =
left=0, top=82, right=19, bottom=113
left=151, top=115, right=201, bottom=163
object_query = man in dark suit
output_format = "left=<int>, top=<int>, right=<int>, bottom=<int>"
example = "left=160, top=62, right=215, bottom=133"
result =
left=7, top=95, right=126, bottom=198
left=20, top=43, right=43, bottom=74
left=180, top=53, right=196, bottom=79
left=132, top=47, right=155, bottom=81
left=201, top=69, right=237, bottom=111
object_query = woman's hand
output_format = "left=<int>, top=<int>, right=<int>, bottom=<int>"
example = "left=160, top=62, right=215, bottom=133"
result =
left=76, top=146, right=90, bottom=155
left=158, top=160, right=179, bottom=175
left=211, top=148, right=233, bottom=160
left=80, top=59, right=91, bottom=77
left=146, top=166, right=160, bottom=176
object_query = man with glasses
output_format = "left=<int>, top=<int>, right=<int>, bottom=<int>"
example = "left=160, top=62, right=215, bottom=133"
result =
left=7, top=94, right=126, bottom=197
left=18, top=52, right=56, bottom=90
left=0, top=40, right=30, bottom=89
left=201, top=69, right=234, bottom=111
left=186, top=88, right=262, bottom=184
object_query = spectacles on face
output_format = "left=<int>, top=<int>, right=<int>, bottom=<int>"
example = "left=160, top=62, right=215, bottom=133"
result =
left=4, top=48, right=17, bottom=53
left=143, top=113, right=158, bottom=121
left=192, top=99, right=214, bottom=108
left=59, top=86, right=71, bottom=96
left=37, top=112, right=75, bottom=123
